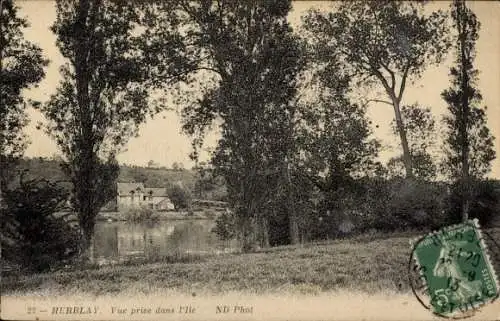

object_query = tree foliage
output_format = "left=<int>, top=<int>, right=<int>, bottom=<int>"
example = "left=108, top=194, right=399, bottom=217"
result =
left=212, top=209, right=236, bottom=242
left=165, top=0, right=303, bottom=250
left=298, top=70, right=380, bottom=216
left=445, top=179, right=500, bottom=227
left=441, top=0, right=495, bottom=180
left=441, top=0, right=496, bottom=222
left=167, top=184, right=192, bottom=211
left=302, top=1, right=450, bottom=178
left=193, top=161, right=226, bottom=200
left=37, top=0, right=195, bottom=255
left=0, top=0, right=48, bottom=188
left=171, top=162, right=185, bottom=171
left=1, top=175, right=80, bottom=272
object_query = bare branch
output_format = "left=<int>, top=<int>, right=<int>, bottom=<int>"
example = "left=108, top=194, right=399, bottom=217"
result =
left=190, top=65, right=222, bottom=77
left=365, top=99, right=393, bottom=106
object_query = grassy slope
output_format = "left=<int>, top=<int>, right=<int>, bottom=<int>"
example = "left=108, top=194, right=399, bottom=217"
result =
left=3, top=233, right=415, bottom=296
left=5, top=228, right=500, bottom=297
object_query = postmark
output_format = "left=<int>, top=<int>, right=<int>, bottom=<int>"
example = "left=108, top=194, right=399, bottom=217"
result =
left=409, top=219, right=499, bottom=318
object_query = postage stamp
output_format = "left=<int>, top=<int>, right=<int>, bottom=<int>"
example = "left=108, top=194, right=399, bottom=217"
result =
left=411, top=219, right=499, bottom=318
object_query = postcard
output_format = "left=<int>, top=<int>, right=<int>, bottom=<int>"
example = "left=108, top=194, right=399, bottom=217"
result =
left=1, top=1, right=499, bottom=320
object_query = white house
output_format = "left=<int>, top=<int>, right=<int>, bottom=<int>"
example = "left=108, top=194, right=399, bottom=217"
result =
left=116, top=182, right=174, bottom=211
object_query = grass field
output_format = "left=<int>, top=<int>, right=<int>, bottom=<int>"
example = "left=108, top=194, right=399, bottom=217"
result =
left=4, top=228, right=500, bottom=297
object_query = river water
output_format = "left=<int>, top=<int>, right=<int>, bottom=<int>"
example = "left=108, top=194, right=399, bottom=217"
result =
left=92, top=219, right=235, bottom=264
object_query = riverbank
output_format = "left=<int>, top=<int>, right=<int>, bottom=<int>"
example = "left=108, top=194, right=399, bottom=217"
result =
left=3, top=231, right=418, bottom=296
left=54, top=210, right=220, bottom=223
left=4, top=228, right=500, bottom=297
left=96, top=210, right=218, bottom=222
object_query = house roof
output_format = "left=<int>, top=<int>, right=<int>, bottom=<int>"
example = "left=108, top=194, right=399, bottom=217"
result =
left=144, top=187, right=168, bottom=197
left=117, top=182, right=144, bottom=195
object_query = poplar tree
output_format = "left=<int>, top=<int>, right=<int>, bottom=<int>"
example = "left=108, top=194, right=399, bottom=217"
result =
left=39, top=0, right=194, bottom=258
left=441, top=0, right=495, bottom=222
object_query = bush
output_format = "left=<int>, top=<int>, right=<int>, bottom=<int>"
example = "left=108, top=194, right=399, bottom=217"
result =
left=1, top=177, right=81, bottom=272
left=445, top=179, right=500, bottom=227
left=123, top=206, right=159, bottom=222
left=212, top=209, right=236, bottom=241
left=167, top=184, right=192, bottom=211
left=362, top=178, right=447, bottom=232
left=389, top=179, right=446, bottom=229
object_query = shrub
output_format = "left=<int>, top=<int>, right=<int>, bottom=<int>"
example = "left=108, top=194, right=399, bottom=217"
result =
left=123, top=206, right=159, bottom=222
left=444, top=179, right=500, bottom=227
left=212, top=209, right=236, bottom=241
left=389, top=179, right=446, bottom=229
left=167, top=184, right=192, bottom=211
left=362, top=178, right=447, bottom=232
left=1, top=177, right=81, bottom=272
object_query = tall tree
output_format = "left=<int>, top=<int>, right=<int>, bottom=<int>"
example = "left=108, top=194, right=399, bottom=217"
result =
left=302, top=1, right=449, bottom=178
left=441, top=0, right=495, bottom=222
left=0, top=0, right=48, bottom=189
left=38, top=0, right=194, bottom=258
left=298, top=67, right=380, bottom=224
left=177, top=0, right=303, bottom=249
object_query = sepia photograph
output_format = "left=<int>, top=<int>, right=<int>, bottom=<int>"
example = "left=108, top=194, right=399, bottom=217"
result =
left=1, top=0, right=500, bottom=320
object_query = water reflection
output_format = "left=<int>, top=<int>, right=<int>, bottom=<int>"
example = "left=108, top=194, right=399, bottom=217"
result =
left=93, top=220, right=232, bottom=263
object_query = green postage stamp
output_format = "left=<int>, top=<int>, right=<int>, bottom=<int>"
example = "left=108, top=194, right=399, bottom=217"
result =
left=412, top=219, right=499, bottom=317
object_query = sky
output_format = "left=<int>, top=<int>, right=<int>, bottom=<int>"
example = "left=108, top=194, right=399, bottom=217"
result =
left=16, top=1, right=500, bottom=178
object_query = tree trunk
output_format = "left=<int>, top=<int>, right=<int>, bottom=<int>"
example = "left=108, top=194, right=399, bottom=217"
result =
left=289, top=213, right=300, bottom=245
left=285, top=156, right=300, bottom=244
left=391, top=96, right=413, bottom=179
left=260, top=215, right=270, bottom=248
left=79, top=222, right=95, bottom=263
left=0, top=0, right=5, bottom=213
left=73, top=0, right=98, bottom=257
left=458, top=1, right=470, bottom=223
left=241, top=223, right=256, bottom=252
left=238, top=206, right=257, bottom=252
